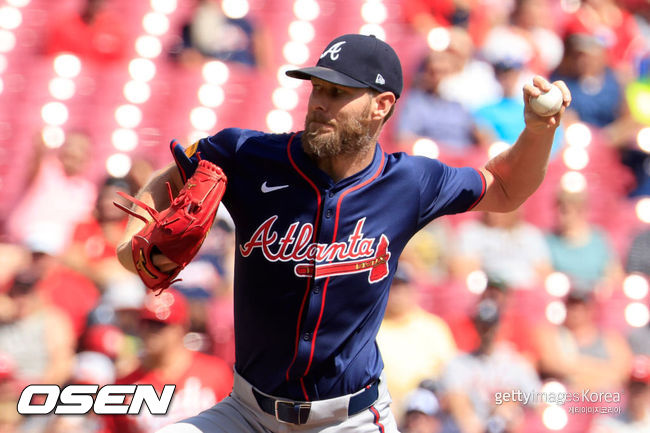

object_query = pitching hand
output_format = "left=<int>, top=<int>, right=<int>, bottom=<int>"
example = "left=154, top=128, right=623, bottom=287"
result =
left=522, top=76, right=571, bottom=132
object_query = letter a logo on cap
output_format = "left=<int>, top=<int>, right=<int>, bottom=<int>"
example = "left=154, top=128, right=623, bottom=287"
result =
left=320, top=41, right=346, bottom=61
left=375, top=74, right=385, bottom=85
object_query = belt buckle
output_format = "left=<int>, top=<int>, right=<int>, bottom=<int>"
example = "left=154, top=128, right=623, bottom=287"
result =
left=274, top=399, right=311, bottom=424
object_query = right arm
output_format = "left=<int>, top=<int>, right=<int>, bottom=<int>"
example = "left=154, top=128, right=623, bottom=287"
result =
left=116, top=163, right=184, bottom=272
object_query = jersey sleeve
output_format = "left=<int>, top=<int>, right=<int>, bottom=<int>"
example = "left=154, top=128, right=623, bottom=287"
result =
left=413, top=156, right=486, bottom=230
left=177, top=128, right=262, bottom=179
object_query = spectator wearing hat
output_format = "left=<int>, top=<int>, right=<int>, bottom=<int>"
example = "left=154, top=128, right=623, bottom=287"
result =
left=400, top=387, right=443, bottom=433
left=589, top=355, right=650, bottom=432
left=550, top=28, right=624, bottom=128
left=376, top=263, right=457, bottom=420
left=473, top=45, right=565, bottom=159
left=62, top=177, right=135, bottom=290
left=111, top=289, right=232, bottom=433
left=535, top=289, right=633, bottom=392
left=440, top=298, right=541, bottom=433
left=447, top=277, right=536, bottom=361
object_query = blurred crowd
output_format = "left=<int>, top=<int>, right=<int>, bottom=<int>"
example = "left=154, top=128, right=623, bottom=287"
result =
left=1, top=0, right=650, bottom=432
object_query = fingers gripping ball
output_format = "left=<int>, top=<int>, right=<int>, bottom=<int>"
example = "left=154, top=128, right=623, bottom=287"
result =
left=114, top=157, right=227, bottom=293
left=530, top=84, right=563, bottom=117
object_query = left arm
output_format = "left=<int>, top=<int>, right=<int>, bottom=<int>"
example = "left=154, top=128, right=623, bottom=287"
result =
left=473, top=76, right=572, bottom=212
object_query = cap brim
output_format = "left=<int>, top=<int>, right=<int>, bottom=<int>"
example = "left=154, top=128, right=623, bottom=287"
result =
left=286, top=66, right=369, bottom=88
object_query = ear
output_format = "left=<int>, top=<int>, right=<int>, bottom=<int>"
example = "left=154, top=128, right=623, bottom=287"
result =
left=372, top=92, right=396, bottom=121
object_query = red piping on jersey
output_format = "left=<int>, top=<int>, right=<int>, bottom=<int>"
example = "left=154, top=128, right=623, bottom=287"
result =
left=369, top=406, right=385, bottom=433
left=467, top=169, right=487, bottom=211
left=285, top=133, right=321, bottom=400
left=302, top=149, right=386, bottom=377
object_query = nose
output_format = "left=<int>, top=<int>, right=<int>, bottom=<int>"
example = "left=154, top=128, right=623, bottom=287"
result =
left=308, top=88, right=327, bottom=113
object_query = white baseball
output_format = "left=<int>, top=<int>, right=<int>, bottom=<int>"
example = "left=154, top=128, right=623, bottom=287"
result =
left=529, top=84, right=563, bottom=117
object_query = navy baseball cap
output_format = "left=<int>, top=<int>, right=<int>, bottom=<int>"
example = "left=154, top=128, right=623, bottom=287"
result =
left=286, top=34, right=403, bottom=99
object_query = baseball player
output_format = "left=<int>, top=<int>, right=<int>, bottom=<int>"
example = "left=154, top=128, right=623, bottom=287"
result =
left=117, top=34, right=571, bottom=433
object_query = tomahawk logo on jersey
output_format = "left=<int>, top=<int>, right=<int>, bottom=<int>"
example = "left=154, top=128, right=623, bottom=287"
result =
left=240, top=216, right=391, bottom=282
left=173, top=127, right=485, bottom=401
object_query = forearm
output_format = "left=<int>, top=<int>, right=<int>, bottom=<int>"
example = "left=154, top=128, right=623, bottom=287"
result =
left=484, top=126, right=556, bottom=210
left=117, top=163, right=182, bottom=272
left=475, top=77, right=571, bottom=212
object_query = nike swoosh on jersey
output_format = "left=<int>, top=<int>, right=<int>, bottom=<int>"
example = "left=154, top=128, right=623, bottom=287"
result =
left=261, top=182, right=289, bottom=193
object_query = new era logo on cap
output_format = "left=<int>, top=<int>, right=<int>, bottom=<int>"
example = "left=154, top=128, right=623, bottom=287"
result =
left=286, top=34, right=403, bottom=99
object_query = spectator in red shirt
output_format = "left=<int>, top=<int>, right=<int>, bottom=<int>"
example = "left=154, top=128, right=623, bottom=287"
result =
left=44, top=0, right=128, bottom=63
left=111, top=289, right=233, bottom=433
left=63, top=177, right=133, bottom=289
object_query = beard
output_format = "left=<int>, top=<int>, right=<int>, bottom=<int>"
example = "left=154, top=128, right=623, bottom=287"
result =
left=302, top=104, right=374, bottom=159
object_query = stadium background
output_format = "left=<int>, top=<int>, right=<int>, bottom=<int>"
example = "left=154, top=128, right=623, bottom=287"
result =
left=0, top=0, right=649, bottom=432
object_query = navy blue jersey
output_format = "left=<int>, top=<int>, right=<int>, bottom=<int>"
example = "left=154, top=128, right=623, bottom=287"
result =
left=181, top=128, right=485, bottom=401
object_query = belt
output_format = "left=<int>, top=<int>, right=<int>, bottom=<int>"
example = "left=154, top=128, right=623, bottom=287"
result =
left=252, top=381, right=379, bottom=425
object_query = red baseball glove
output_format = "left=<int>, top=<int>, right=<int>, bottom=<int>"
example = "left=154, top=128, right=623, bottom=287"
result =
left=114, top=147, right=227, bottom=293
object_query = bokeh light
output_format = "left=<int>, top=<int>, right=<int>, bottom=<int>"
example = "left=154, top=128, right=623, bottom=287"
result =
left=6, top=0, right=31, bottom=7
left=112, top=129, right=138, bottom=152
left=488, top=141, right=510, bottom=159
left=142, top=12, right=169, bottom=36
left=266, top=109, right=293, bottom=133
left=272, top=87, right=299, bottom=111
left=129, top=58, right=156, bottom=82
left=562, top=146, right=589, bottom=170
left=150, top=0, right=177, bottom=14
left=198, top=84, right=225, bottom=108
left=289, top=21, right=315, bottom=43
left=466, top=270, right=488, bottom=294
left=48, top=77, right=76, bottom=100
left=565, top=122, right=591, bottom=148
left=545, top=301, right=566, bottom=325
left=0, top=6, right=22, bottom=30
left=0, top=54, right=6, bottom=74
left=222, top=0, right=250, bottom=19
left=106, top=153, right=132, bottom=178
left=115, top=104, right=143, bottom=128
left=293, top=0, right=320, bottom=21
left=123, top=80, right=151, bottom=104
left=542, top=406, right=568, bottom=431
left=188, top=130, right=208, bottom=145
left=190, top=106, right=217, bottom=131
left=412, top=138, right=440, bottom=159
left=41, top=102, right=69, bottom=126
left=277, top=64, right=302, bottom=89
left=637, top=127, right=650, bottom=153
left=560, top=171, right=587, bottom=193
left=41, top=125, right=65, bottom=148
left=0, top=30, right=15, bottom=53
left=361, top=1, right=387, bottom=24
left=541, top=380, right=567, bottom=400
left=53, top=53, right=81, bottom=78
left=202, top=61, right=229, bottom=85
left=427, top=27, right=451, bottom=51
left=135, top=35, right=162, bottom=58
left=623, top=274, right=649, bottom=300
left=545, top=272, right=571, bottom=297
left=635, top=197, right=650, bottom=223
left=625, top=302, right=650, bottom=328
left=283, top=41, right=310, bottom=65
left=359, top=24, right=385, bottom=41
